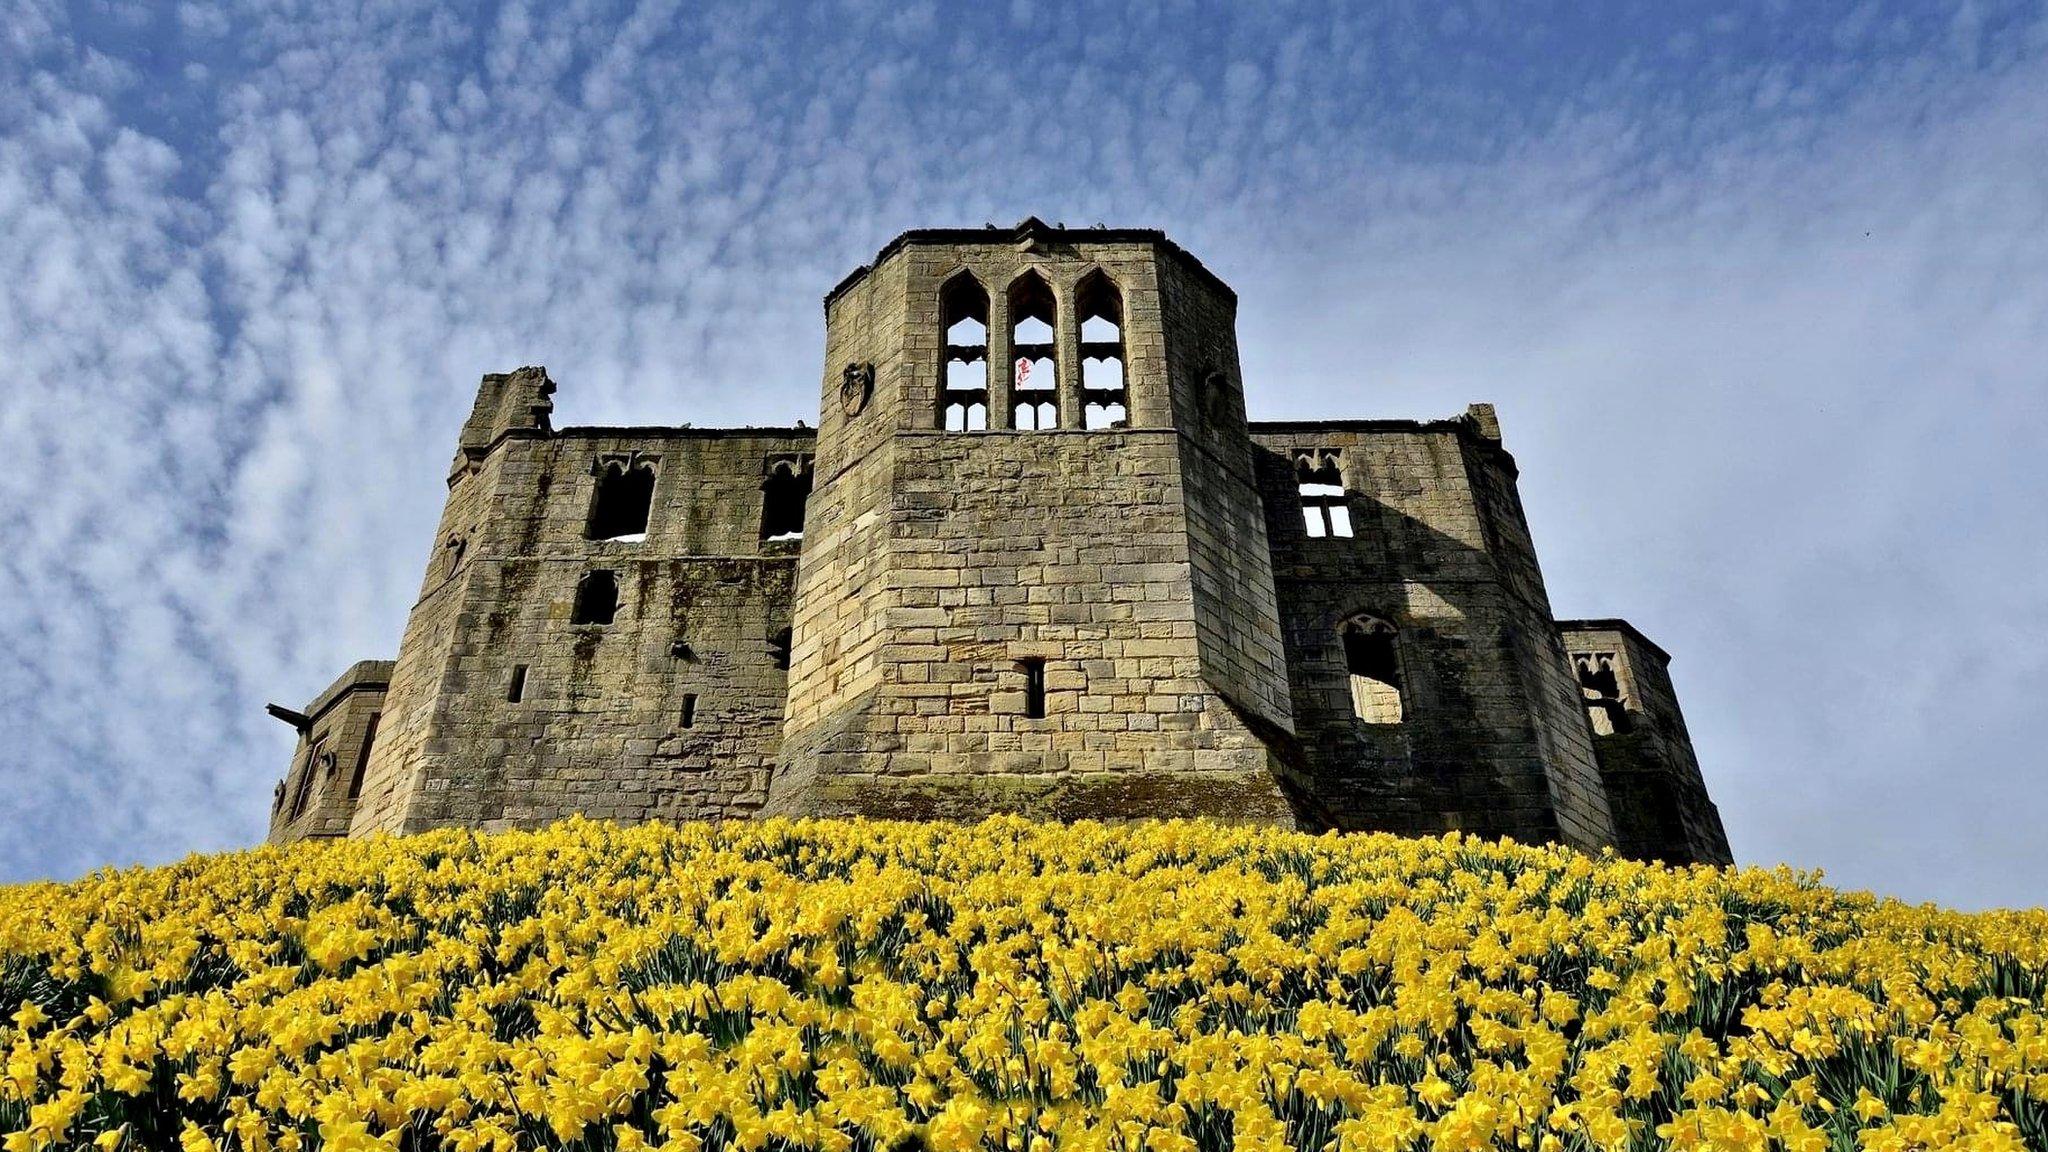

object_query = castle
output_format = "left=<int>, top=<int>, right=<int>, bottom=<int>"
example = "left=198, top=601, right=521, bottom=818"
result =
left=266, top=221, right=1731, bottom=865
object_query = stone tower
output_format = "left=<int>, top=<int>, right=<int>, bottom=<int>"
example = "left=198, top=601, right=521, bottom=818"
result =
left=269, top=221, right=1729, bottom=865
left=768, top=221, right=1303, bottom=821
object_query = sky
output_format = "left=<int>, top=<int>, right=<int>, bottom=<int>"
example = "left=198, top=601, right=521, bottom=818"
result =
left=3, top=0, right=2045, bottom=907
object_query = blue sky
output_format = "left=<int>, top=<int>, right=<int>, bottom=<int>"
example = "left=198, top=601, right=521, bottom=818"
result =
left=4, top=1, right=2045, bottom=907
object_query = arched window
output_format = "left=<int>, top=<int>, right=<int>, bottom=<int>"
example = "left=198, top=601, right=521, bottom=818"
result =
left=1009, top=270, right=1058, bottom=430
left=940, top=272, right=990, bottom=431
left=572, top=570, right=619, bottom=626
left=587, top=457, right=657, bottom=540
left=1077, top=270, right=1127, bottom=429
left=1340, top=614, right=1404, bottom=724
left=760, top=456, right=812, bottom=541
left=1296, top=449, right=1352, bottom=538
left=1574, top=652, right=1633, bottom=736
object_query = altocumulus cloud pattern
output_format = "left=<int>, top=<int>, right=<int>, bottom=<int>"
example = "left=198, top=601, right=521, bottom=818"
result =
left=3, top=1, right=2046, bottom=907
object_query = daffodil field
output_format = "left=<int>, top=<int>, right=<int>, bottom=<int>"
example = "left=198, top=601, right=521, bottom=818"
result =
left=4, top=819, right=2047, bottom=1152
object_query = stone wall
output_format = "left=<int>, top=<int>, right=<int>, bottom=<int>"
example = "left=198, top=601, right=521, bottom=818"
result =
left=772, top=229, right=1299, bottom=822
left=773, top=421, right=1297, bottom=820
left=346, top=382, right=813, bottom=834
left=1559, top=621, right=1733, bottom=864
left=1248, top=413, right=1615, bottom=851
left=267, top=661, right=390, bottom=843
left=1156, top=247, right=1295, bottom=735
left=344, top=370, right=528, bottom=835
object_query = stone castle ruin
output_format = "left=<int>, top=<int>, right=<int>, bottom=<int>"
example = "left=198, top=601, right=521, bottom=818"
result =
left=267, top=221, right=1731, bottom=865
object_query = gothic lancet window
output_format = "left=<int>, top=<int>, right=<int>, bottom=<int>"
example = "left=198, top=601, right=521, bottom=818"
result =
left=1077, top=270, right=1128, bottom=429
left=760, top=457, right=812, bottom=541
left=1296, top=450, right=1353, bottom=538
left=572, top=570, right=619, bottom=626
left=1575, top=652, right=1633, bottom=735
left=1009, top=270, right=1058, bottom=430
left=586, top=457, right=657, bottom=541
left=940, top=272, right=990, bottom=431
left=1340, top=614, right=1404, bottom=724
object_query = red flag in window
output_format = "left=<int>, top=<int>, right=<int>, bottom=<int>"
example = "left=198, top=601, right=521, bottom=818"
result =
left=1016, top=357, right=1031, bottom=385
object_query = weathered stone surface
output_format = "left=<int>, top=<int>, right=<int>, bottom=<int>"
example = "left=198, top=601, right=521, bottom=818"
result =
left=265, top=660, right=391, bottom=842
left=268, top=221, right=1731, bottom=866
left=1558, top=621, right=1734, bottom=865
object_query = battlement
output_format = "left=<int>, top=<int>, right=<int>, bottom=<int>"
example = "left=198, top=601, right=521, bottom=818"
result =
left=269, top=222, right=1730, bottom=864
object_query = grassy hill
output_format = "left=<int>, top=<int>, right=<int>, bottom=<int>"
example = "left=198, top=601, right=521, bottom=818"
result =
left=3, top=818, right=2044, bottom=1151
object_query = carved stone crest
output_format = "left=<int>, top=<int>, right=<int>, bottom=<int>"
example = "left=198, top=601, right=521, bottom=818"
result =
left=840, top=361, right=875, bottom=416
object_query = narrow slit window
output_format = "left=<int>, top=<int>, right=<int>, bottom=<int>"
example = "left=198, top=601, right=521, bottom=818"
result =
left=1296, top=450, right=1353, bottom=538
left=1341, top=615, right=1404, bottom=724
left=507, top=664, right=528, bottom=702
left=1010, top=270, right=1058, bottom=430
left=586, top=459, right=656, bottom=541
left=571, top=570, right=619, bottom=626
left=680, top=693, right=698, bottom=728
left=289, top=736, right=327, bottom=819
left=347, top=712, right=379, bottom=799
left=760, top=457, right=812, bottom=542
left=940, top=272, right=990, bottom=431
left=769, top=627, right=793, bottom=671
left=1077, top=270, right=1128, bottom=429
left=1575, top=653, right=1633, bottom=736
left=1019, top=658, right=1047, bottom=719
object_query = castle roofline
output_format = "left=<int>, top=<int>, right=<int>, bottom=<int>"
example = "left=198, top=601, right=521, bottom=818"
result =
left=825, top=218, right=1235, bottom=309
left=1248, top=417, right=1473, bottom=435
left=1556, top=619, right=1675, bottom=665
left=268, top=659, right=394, bottom=732
left=554, top=425, right=817, bottom=440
